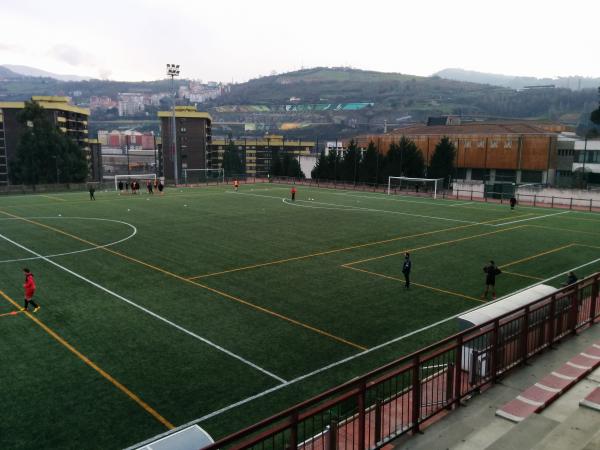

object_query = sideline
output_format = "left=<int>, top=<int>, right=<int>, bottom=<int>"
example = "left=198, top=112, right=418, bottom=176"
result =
left=0, top=231, right=287, bottom=384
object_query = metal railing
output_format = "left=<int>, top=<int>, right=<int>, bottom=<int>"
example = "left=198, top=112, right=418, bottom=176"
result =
left=202, top=273, right=599, bottom=450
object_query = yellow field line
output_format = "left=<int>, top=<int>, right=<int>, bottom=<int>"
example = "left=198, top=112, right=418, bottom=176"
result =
left=344, top=225, right=526, bottom=267
left=502, top=271, right=544, bottom=281
left=0, top=288, right=174, bottom=430
left=187, top=213, right=528, bottom=280
left=499, top=243, right=575, bottom=269
left=0, top=210, right=366, bottom=351
left=344, top=266, right=485, bottom=303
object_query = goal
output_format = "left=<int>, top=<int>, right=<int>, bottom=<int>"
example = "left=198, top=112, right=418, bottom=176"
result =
left=183, top=168, right=225, bottom=184
left=114, top=173, right=157, bottom=191
left=387, top=176, right=444, bottom=199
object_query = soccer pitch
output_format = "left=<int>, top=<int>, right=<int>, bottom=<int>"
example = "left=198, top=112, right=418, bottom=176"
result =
left=1, top=183, right=600, bottom=449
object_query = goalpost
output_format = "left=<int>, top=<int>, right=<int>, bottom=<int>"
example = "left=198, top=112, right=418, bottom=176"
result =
left=182, top=168, right=225, bottom=184
left=387, top=176, right=444, bottom=199
left=114, top=173, right=157, bottom=191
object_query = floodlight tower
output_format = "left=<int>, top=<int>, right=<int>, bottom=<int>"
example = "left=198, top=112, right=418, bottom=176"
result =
left=167, top=64, right=180, bottom=184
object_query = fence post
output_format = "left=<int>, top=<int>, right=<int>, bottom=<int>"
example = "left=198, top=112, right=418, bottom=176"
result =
left=357, top=382, right=366, bottom=450
left=521, top=306, right=530, bottom=364
left=533, top=195, right=537, bottom=207
left=569, top=197, right=573, bottom=210
left=570, top=288, right=579, bottom=335
left=374, top=399, right=382, bottom=445
left=288, top=411, right=298, bottom=450
left=445, top=362, right=454, bottom=410
left=470, top=190, right=473, bottom=201
left=590, top=277, right=599, bottom=325
left=548, top=295, right=557, bottom=347
left=328, top=419, right=337, bottom=450
left=551, top=196, right=554, bottom=208
left=411, top=356, right=421, bottom=434
left=590, top=199, right=593, bottom=212
left=453, top=335, right=463, bottom=407
left=490, top=319, right=500, bottom=382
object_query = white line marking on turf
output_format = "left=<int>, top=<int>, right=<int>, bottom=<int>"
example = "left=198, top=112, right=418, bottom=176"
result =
left=0, top=217, right=137, bottom=264
left=0, top=231, right=287, bottom=384
left=282, top=198, right=485, bottom=224
left=492, top=211, right=570, bottom=226
left=169, top=255, right=600, bottom=428
left=449, top=201, right=474, bottom=207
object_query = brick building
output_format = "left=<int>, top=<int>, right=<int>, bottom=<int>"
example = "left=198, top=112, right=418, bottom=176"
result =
left=157, top=106, right=212, bottom=182
left=351, top=122, right=559, bottom=185
left=0, top=96, right=100, bottom=184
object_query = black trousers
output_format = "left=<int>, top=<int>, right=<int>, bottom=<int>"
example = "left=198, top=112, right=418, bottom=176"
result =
left=24, top=298, right=39, bottom=310
left=403, top=272, right=410, bottom=288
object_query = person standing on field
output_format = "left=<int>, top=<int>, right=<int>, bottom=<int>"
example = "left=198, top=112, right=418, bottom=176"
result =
left=291, top=186, right=297, bottom=201
left=402, top=252, right=412, bottom=289
left=482, top=260, right=502, bottom=300
left=88, top=184, right=96, bottom=200
left=234, top=179, right=239, bottom=192
left=21, top=268, right=40, bottom=312
left=510, top=196, right=517, bottom=210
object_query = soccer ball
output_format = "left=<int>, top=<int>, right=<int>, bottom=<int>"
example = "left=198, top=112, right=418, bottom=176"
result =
left=58, top=214, right=62, bottom=217
left=127, top=209, right=130, bottom=212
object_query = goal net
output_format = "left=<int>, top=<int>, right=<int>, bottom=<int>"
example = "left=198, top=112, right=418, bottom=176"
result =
left=387, top=176, right=444, bottom=199
left=183, top=168, right=225, bottom=184
left=114, top=173, right=157, bottom=191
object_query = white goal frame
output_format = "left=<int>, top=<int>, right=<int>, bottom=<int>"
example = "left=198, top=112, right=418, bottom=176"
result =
left=387, top=176, right=444, bottom=199
left=114, top=173, right=157, bottom=191
left=183, top=168, right=225, bottom=184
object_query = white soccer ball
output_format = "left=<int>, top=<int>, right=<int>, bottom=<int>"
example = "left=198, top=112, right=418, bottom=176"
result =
left=127, top=209, right=130, bottom=212
left=184, top=204, right=188, bottom=207
left=58, top=214, right=62, bottom=217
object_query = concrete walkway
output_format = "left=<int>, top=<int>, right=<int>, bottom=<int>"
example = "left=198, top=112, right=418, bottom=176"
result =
left=392, top=324, right=600, bottom=450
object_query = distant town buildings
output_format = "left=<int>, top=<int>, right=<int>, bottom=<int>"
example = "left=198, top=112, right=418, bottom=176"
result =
left=90, top=96, right=118, bottom=110
left=97, top=130, right=156, bottom=150
left=117, top=93, right=145, bottom=116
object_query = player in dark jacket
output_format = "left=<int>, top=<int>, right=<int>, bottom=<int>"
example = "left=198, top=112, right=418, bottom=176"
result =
left=402, top=252, right=412, bottom=289
left=482, top=260, right=502, bottom=300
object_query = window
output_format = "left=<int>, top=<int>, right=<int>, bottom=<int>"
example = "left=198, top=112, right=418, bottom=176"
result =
left=180, top=127, right=186, bottom=133
left=477, top=140, right=485, bottom=148
left=504, top=140, right=512, bottom=149
left=490, top=140, right=498, bottom=149
left=464, top=141, right=471, bottom=148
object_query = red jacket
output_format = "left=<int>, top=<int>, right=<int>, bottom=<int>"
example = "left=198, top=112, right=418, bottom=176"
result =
left=24, top=273, right=36, bottom=298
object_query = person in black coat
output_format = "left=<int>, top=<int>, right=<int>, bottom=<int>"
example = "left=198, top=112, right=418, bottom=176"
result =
left=402, top=252, right=412, bottom=289
left=482, top=260, right=502, bottom=300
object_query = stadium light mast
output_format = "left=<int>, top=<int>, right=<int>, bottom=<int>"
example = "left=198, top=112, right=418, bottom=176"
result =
left=167, top=64, right=180, bottom=184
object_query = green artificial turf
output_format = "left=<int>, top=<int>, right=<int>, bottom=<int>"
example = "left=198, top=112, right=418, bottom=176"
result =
left=1, top=183, right=599, bottom=449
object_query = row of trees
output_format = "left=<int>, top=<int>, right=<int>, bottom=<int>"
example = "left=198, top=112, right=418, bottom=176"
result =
left=9, top=102, right=88, bottom=185
left=311, top=137, right=456, bottom=186
left=220, top=140, right=305, bottom=178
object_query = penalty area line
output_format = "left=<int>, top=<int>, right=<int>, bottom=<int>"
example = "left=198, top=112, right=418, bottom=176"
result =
left=492, top=210, right=570, bottom=226
left=0, top=231, right=287, bottom=385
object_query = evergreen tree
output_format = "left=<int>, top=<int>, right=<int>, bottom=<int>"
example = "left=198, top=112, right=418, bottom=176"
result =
left=359, top=141, right=378, bottom=184
left=341, top=140, right=360, bottom=182
left=270, top=149, right=283, bottom=176
left=311, top=151, right=327, bottom=179
left=398, top=136, right=425, bottom=178
left=222, top=139, right=244, bottom=176
left=325, top=148, right=340, bottom=180
left=9, top=101, right=87, bottom=185
left=428, top=136, right=456, bottom=186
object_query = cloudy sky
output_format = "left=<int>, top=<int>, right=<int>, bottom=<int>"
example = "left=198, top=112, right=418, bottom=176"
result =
left=1, top=0, right=598, bottom=82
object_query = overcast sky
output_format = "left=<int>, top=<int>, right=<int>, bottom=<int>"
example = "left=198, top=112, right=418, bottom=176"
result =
left=1, top=0, right=598, bottom=82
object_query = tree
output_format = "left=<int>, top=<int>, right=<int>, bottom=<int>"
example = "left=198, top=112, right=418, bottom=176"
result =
left=325, top=147, right=341, bottom=180
left=397, top=136, right=425, bottom=178
left=222, top=139, right=244, bottom=176
left=428, top=136, right=456, bottom=186
left=311, top=151, right=327, bottom=179
left=341, top=140, right=360, bottom=183
left=359, top=141, right=378, bottom=184
left=9, top=101, right=87, bottom=185
left=270, top=149, right=283, bottom=176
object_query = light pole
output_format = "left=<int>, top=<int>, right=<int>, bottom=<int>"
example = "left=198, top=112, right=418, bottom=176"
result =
left=166, top=63, right=180, bottom=184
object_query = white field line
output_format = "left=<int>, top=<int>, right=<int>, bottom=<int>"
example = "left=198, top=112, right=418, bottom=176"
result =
left=161, top=255, right=600, bottom=432
left=0, top=231, right=287, bottom=384
left=282, top=198, right=485, bottom=224
left=0, top=217, right=137, bottom=264
left=226, top=191, right=486, bottom=225
left=449, top=201, right=475, bottom=207
left=491, top=210, right=571, bottom=226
